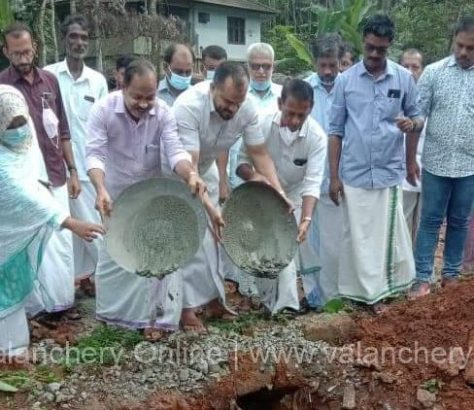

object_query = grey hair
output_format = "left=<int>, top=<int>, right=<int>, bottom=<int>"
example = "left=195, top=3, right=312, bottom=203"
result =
left=247, top=42, right=275, bottom=61
left=311, top=33, right=345, bottom=60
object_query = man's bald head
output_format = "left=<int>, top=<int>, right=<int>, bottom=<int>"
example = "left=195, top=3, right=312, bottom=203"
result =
left=163, top=43, right=195, bottom=77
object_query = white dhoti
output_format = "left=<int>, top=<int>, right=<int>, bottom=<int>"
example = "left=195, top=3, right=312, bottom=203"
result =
left=95, top=240, right=182, bottom=330
left=338, top=184, right=415, bottom=304
left=255, top=207, right=318, bottom=314
left=305, top=194, right=342, bottom=307
left=402, top=190, right=421, bottom=244
left=25, top=184, right=75, bottom=316
left=0, top=306, right=29, bottom=357
left=181, top=163, right=225, bottom=308
left=69, top=180, right=101, bottom=279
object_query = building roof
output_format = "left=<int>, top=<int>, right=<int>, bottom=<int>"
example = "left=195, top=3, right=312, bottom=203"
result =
left=192, top=0, right=276, bottom=14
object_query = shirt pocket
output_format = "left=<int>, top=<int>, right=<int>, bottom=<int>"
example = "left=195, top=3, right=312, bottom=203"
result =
left=143, top=143, right=160, bottom=170
left=286, top=159, right=307, bottom=186
left=383, top=96, right=402, bottom=120
left=77, top=96, right=95, bottom=122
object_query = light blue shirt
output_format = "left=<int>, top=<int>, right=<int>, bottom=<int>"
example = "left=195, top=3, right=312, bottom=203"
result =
left=157, top=78, right=181, bottom=107
left=305, top=72, right=336, bottom=193
left=44, top=60, right=108, bottom=181
left=328, top=60, right=421, bottom=190
left=305, top=72, right=335, bottom=133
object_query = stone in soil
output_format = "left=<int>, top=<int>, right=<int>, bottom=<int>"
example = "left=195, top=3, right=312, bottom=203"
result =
left=302, top=313, right=357, bottom=344
left=416, top=388, right=437, bottom=408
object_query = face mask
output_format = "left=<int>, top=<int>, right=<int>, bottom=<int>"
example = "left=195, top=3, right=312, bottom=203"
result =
left=250, top=79, right=271, bottom=92
left=168, top=72, right=192, bottom=91
left=206, top=70, right=215, bottom=81
left=1, top=123, right=33, bottom=154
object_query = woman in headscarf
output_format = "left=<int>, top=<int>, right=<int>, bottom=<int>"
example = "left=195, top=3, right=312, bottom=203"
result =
left=0, top=85, right=104, bottom=361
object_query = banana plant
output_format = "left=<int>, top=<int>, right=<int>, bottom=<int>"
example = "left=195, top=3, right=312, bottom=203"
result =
left=0, top=1, right=14, bottom=30
left=286, top=0, right=375, bottom=60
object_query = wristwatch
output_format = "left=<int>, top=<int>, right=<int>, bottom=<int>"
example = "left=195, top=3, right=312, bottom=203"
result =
left=68, top=165, right=77, bottom=172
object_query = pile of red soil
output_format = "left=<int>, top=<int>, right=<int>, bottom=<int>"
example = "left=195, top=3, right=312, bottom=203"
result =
left=354, top=277, right=474, bottom=409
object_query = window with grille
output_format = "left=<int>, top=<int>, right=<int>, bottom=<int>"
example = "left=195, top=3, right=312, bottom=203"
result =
left=227, top=17, right=245, bottom=45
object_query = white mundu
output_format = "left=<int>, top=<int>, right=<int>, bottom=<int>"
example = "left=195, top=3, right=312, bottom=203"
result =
left=44, top=60, right=108, bottom=279
left=238, top=110, right=327, bottom=313
left=172, top=80, right=265, bottom=309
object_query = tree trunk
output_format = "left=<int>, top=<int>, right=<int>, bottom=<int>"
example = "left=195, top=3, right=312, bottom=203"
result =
left=51, top=0, right=59, bottom=62
left=149, top=0, right=157, bottom=15
left=39, top=0, right=48, bottom=66
left=70, top=0, right=77, bottom=14
left=93, top=0, right=103, bottom=71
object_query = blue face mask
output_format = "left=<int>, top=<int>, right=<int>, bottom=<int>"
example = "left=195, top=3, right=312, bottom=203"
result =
left=250, top=79, right=271, bottom=92
left=206, top=70, right=215, bottom=81
left=168, top=71, right=192, bottom=91
left=1, top=123, right=32, bottom=154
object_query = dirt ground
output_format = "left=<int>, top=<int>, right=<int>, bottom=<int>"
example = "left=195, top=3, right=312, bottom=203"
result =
left=2, top=232, right=474, bottom=409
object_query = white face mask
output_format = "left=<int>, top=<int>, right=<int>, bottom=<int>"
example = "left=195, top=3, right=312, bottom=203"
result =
left=42, top=98, right=59, bottom=147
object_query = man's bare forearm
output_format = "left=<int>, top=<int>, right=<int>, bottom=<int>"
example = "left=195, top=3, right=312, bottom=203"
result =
left=328, top=136, right=342, bottom=181
left=88, top=168, right=106, bottom=193
left=301, top=196, right=317, bottom=220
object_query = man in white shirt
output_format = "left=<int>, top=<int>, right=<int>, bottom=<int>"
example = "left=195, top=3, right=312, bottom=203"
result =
left=237, top=79, right=327, bottom=313
left=399, top=48, right=425, bottom=243
left=172, top=61, right=290, bottom=332
left=45, top=14, right=108, bottom=294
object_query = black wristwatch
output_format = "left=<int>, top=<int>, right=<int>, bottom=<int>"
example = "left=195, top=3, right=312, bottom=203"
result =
left=68, top=165, right=77, bottom=172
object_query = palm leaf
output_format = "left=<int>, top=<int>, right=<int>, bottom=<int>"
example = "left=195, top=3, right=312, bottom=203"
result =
left=285, top=32, right=312, bottom=64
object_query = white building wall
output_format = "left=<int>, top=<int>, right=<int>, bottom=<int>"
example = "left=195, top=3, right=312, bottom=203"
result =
left=191, top=5, right=263, bottom=61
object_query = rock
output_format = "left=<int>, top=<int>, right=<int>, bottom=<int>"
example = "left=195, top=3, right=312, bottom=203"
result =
left=208, top=362, right=222, bottom=374
left=465, top=331, right=474, bottom=384
left=373, top=371, right=397, bottom=384
left=46, top=382, right=62, bottom=393
left=55, top=393, right=70, bottom=403
left=42, top=392, right=55, bottom=402
left=416, top=388, right=437, bottom=408
left=437, top=347, right=465, bottom=377
left=81, top=392, right=88, bottom=400
left=303, top=314, right=357, bottom=344
left=178, top=368, right=190, bottom=382
left=191, top=359, right=209, bottom=375
left=342, top=383, right=356, bottom=409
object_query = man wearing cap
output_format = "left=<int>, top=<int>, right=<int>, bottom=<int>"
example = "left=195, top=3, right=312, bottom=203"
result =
left=86, top=59, right=209, bottom=341
left=173, top=61, right=290, bottom=332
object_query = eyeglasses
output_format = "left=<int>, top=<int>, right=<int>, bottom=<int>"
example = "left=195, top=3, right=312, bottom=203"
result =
left=9, top=49, right=34, bottom=60
left=364, top=43, right=389, bottom=55
left=249, top=63, right=272, bottom=71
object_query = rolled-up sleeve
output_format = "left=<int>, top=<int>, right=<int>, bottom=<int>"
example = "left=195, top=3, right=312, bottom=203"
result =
left=160, top=105, right=192, bottom=170
left=301, top=128, right=327, bottom=199
left=172, top=100, right=200, bottom=153
left=86, top=101, right=108, bottom=172
left=417, top=66, right=434, bottom=118
left=241, top=99, right=265, bottom=146
left=403, top=74, right=422, bottom=119
left=328, top=76, right=347, bottom=138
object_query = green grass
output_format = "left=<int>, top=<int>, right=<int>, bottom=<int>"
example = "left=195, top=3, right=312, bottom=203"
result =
left=207, top=312, right=268, bottom=334
left=61, top=325, right=144, bottom=367
left=0, top=366, right=59, bottom=393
